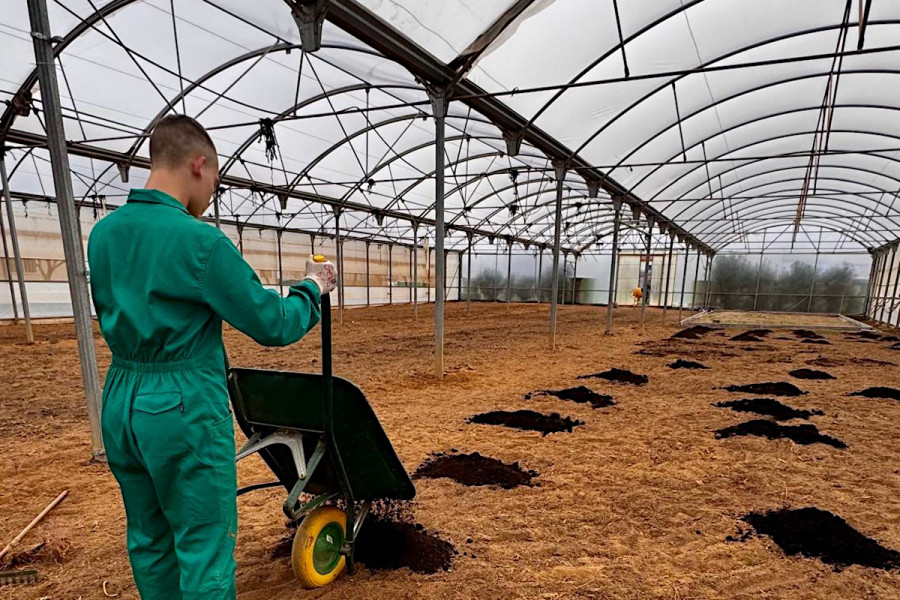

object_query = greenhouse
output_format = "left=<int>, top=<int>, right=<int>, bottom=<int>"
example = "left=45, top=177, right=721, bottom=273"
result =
left=2, top=1, right=900, bottom=599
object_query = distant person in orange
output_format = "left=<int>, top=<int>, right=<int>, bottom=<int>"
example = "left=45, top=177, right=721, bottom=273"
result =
left=632, top=285, right=643, bottom=306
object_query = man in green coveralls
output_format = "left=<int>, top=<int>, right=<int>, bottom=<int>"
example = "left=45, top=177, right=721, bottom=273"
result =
left=88, top=115, right=337, bottom=600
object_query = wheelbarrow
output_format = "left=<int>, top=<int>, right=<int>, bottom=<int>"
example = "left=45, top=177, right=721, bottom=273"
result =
left=227, top=277, right=415, bottom=588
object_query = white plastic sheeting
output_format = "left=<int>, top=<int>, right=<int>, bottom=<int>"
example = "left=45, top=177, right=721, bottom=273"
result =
left=2, top=0, right=900, bottom=255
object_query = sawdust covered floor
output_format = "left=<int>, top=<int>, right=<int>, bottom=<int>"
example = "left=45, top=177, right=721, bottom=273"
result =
left=2, top=303, right=900, bottom=599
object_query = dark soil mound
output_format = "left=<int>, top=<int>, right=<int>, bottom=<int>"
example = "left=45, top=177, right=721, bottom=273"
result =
left=793, top=329, right=824, bottom=340
left=888, top=343, right=900, bottom=351
left=578, top=368, right=648, bottom=386
left=539, top=386, right=615, bottom=409
left=731, top=331, right=765, bottom=342
left=853, top=330, right=883, bottom=340
left=714, top=419, right=845, bottom=448
left=789, top=368, right=835, bottom=380
left=743, top=508, right=900, bottom=570
left=806, top=357, right=845, bottom=367
left=668, top=359, right=709, bottom=370
left=356, top=516, right=456, bottom=573
left=801, top=339, right=831, bottom=345
left=414, top=452, right=537, bottom=488
left=721, top=382, right=807, bottom=396
left=671, top=325, right=713, bottom=340
left=882, top=335, right=900, bottom=342
left=714, top=398, right=823, bottom=421
left=851, top=357, right=896, bottom=367
left=849, top=387, right=900, bottom=401
left=469, top=410, right=583, bottom=435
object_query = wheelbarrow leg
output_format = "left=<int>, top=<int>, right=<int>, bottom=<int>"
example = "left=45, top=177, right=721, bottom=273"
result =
left=282, top=438, right=327, bottom=521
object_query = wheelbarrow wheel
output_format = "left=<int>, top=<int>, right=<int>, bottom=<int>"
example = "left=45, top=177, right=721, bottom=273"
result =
left=292, top=506, right=347, bottom=588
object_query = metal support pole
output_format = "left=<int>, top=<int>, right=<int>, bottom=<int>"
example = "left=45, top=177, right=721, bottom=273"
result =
left=387, top=244, right=392, bottom=305
left=537, top=248, right=543, bottom=305
left=874, top=247, right=890, bottom=322
left=466, top=235, right=473, bottom=315
left=0, top=176, right=19, bottom=322
left=879, top=244, right=897, bottom=323
left=237, top=225, right=244, bottom=256
left=276, top=230, right=284, bottom=296
left=1, top=157, right=30, bottom=338
left=692, top=248, right=702, bottom=309
left=365, top=241, right=370, bottom=307
left=752, top=251, right=764, bottom=310
left=430, top=91, right=447, bottom=378
left=28, top=0, right=103, bottom=456
left=639, top=218, right=652, bottom=327
left=505, top=239, right=513, bottom=311
left=662, top=234, right=674, bottom=321
left=333, top=208, right=343, bottom=324
left=605, top=198, right=622, bottom=334
left=678, top=245, right=689, bottom=323
left=890, top=244, right=900, bottom=327
left=412, top=228, right=418, bottom=319
left=549, top=162, right=566, bottom=350
left=571, top=254, right=578, bottom=305
left=863, top=251, right=877, bottom=316
left=702, top=254, right=712, bottom=308
left=807, top=251, right=821, bottom=313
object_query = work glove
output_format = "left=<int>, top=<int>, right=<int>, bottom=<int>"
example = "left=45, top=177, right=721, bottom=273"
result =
left=303, top=255, right=338, bottom=296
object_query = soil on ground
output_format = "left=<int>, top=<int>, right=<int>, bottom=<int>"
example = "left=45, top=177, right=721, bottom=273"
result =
left=793, top=329, right=825, bottom=340
left=848, top=387, right=900, bottom=401
left=413, top=452, right=537, bottom=489
left=789, top=368, right=836, bottom=380
left=731, top=331, right=766, bottom=342
left=721, top=382, right=807, bottom=396
left=714, top=398, right=823, bottom=421
left=714, top=420, right=846, bottom=448
left=668, top=359, right=709, bottom=370
left=3, top=304, right=900, bottom=600
left=354, top=516, right=456, bottom=574
left=469, top=410, right=583, bottom=435
left=742, top=508, right=900, bottom=570
left=535, top=386, right=615, bottom=409
left=578, top=368, right=648, bottom=385
left=802, top=339, right=831, bottom=345
left=671, top=325, right=713, bottom=340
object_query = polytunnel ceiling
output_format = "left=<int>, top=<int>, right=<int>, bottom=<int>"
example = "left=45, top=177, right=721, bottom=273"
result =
left=2, top=0, right=900, bottom=254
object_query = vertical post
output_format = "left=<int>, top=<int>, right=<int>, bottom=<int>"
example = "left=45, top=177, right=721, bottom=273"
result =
left=873, top=247, right=890, bottom=322
left=879, top=244, right=897, bottom=323
left=430, top=91, right=447, bottom=378
left=571, top=254, right=578, bottom=305
left=639, top=217, right=653, bottom=327
left=889, top=244, right=900, bottom=327
left=466, top=233, right=473, bottom=315
left=705, top=253, right=715, bottom=307
left=605, top=198, right=622, bottom=334
left=505, top=238, right=513, bottom=311
left=412, top=226, right=418, bottom=319
left=702, top=253, right=712, bottom=308
left=365, top=241, right=370, bottom=307
left=237, top=225, right=245, bottom=256
left=678, top=244, right=689, bottom=323
left=0, top=175, right=19, bottom=322
left=387, top=243, right=392, bottom=305
left=28, top=0, right=103, bottom=456
left=1, top=157, right=31, bottom=339
left=691, top=247, right=700, bottom=310
left=863, top=250, right=878, bottom=316
left=839, top=294, right=845, bottom=315
left=276, top=230, right=284, bottom=296
left=753, top=250, right=764, bottom=310
left=662, top=234, right=674, bottom=321
left=807, top=251, right=821, bottom=313
left=537, top=247, right=543, bottom=305
left=549, top=161, right=566, bottom=350
left=333, top=207, right=343, bottom=324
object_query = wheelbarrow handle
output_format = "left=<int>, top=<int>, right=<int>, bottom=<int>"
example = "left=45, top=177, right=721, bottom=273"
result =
left=320, top=293, right=334, bottom=435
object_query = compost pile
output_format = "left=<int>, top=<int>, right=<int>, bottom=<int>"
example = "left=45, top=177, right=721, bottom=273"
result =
left=731, top=329, right=771, bottom=342
left=721, top=382, right=806, bottom=396
left=806, top=357, right=845, bottom=367
left=671, top=325, right=713, bottom=340
left=793, top=329, right=825, bottom=340
left=537, top=386, right=615, bottom=409
left=355, top=516, right=456, bottom=574
left=578, top=368, right=648, bottom=385
left=414, top=452, right=537, bottom=488
left=801, top=339, right=830, bottom=345
left=742, top=508, right=900, bottom=570
left=851, top=357, right=896, bottom=366
left=469, top=410, right=583, bottom=434
left=849, top=387, right=900, bottom=401
left=788, top=368, right=835, bottom=380
left=668, top=359, right=709, bottom=370
left=714, top=419, right=846, bottom=448
left=714, top=398, right=823, bottom=421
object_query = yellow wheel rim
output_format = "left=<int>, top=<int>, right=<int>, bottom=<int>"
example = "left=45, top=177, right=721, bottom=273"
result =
left=291, top=507, right=347, bottom=588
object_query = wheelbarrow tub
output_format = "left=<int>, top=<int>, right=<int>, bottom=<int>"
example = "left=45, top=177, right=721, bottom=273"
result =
left=228, top=367, right=415, bottom=502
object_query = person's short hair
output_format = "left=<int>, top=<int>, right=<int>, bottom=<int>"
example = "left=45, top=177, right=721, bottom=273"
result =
left=149, top=114, right=216, bottom=169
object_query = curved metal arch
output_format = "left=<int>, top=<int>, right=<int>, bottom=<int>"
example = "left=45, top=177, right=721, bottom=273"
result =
left=691, top=202, right=893, bottom=246
left=665, top=163, right=900, bottom=227
left=708, top=218, right=876, bottom=250
left=632, top=106, right=900, bottom=202
left=126, top=41, right=419, bottom=166
left=670, top=168, right=900, bottom=226
left=650, top=128, right=900, bottom=206
left=568, top=19, right=900, bottom=159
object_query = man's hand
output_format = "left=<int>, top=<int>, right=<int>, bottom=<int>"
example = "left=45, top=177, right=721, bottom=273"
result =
left=303, top=255, right=338, bottom=296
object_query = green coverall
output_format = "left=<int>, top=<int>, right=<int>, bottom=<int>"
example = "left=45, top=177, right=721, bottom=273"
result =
left=88, top=189, right=321, bottom=600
